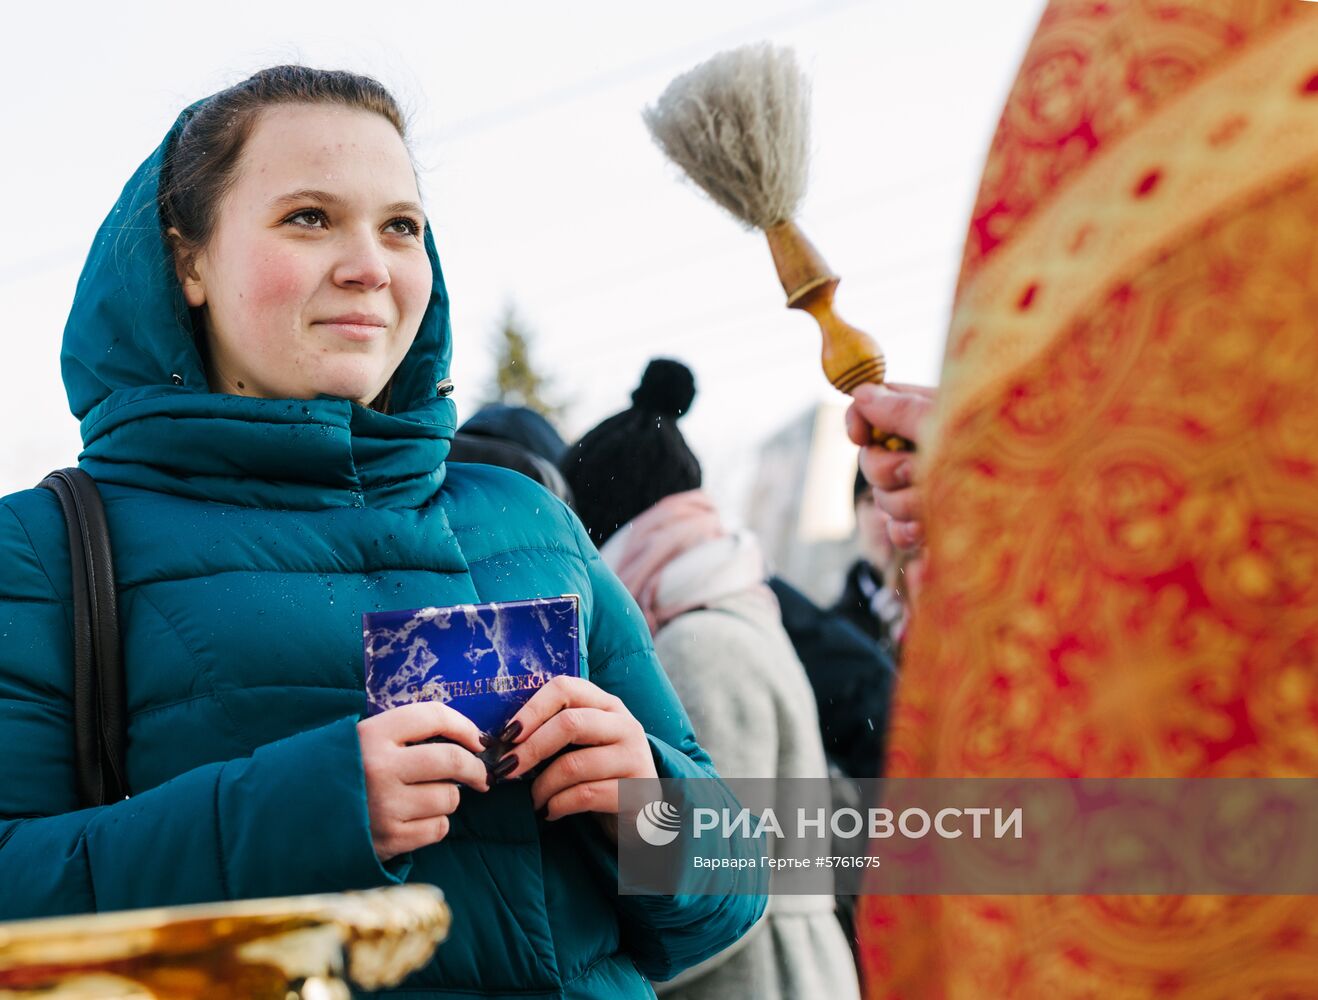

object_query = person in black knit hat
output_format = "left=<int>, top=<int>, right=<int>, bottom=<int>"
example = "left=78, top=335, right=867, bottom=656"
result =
left=560, top=358, right=701, bottom=547
left=561, top=358, right=861, bottom=1000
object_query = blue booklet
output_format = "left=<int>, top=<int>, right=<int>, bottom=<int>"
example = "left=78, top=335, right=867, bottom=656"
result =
left=362, top=595, right=581, bottom=743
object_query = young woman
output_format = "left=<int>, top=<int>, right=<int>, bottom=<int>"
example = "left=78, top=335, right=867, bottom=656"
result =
left=0, top=66, right=763, bottom=997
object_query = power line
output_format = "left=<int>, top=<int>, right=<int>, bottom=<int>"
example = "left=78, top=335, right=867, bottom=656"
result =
left=413, top=0, right=869, bottom=148
left=2, top=4, right=870, bottom=293
left=528, top=240, right=957, bottom=363
left=556, top=278, right=951, bottom=386
left=514, top=162, right=974, bottom=312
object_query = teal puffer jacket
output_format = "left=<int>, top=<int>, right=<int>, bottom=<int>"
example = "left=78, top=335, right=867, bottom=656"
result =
left=0, top=104, right=764, bottom=997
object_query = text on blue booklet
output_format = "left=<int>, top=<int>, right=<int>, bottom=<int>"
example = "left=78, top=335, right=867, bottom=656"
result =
left=362, top=595, right=581, bottom=736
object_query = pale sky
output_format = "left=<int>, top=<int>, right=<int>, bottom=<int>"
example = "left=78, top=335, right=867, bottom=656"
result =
left=1, top=0, right=1044, bottom=509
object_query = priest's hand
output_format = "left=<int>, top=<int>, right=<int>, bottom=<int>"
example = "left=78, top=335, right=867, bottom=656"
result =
left=846, top=382, right=935, bottom=552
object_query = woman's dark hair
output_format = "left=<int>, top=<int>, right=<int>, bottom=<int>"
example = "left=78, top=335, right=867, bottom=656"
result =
left=159, top=65, right=411, bottom=412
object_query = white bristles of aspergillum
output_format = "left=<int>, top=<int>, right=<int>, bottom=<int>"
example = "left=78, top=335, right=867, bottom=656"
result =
left=643, top=43, right=811, bottom=232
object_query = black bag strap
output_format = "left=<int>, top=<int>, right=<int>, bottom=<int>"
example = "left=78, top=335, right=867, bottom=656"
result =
left=39, top=468, right=128, bottom=807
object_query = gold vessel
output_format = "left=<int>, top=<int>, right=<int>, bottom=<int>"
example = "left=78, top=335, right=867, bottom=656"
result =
left=0, top=885, right=450, bottom=999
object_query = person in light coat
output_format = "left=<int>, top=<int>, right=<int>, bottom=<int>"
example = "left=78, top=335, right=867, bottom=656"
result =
left=562, top=358, right=861, bottom=1000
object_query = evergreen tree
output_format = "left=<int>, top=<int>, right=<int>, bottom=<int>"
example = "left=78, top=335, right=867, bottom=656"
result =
left=484, top=301, right=566, bottom=421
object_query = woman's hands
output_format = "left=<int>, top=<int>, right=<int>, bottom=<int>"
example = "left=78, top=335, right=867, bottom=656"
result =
left=357, top=703, right=491, bottom=862
left=492, top=677, right=658, bottom=837
left=358, top=677, right=656, bottom=857
left=846, top=382, right=936, bottom=552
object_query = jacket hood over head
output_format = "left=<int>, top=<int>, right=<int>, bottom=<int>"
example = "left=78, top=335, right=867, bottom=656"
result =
left=61, top=96, right=457, bottom=510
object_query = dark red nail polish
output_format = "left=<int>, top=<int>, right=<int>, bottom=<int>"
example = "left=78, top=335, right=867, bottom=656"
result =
left=492, top=754, right=518, bottom=780
left=499, top=720, right=522, bottom=744
left=479, top=732, right=495, bottom=749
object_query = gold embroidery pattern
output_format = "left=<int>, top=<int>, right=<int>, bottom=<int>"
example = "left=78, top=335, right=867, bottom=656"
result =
left=860, top=2, right=1318, bottom=995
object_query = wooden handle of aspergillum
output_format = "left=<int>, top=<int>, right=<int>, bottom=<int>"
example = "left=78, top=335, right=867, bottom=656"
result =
left=764, top=221, right=914, bottom=452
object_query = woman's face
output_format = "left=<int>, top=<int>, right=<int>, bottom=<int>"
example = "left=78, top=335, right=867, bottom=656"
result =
left=179, top=104, right=432, bottom=406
